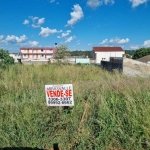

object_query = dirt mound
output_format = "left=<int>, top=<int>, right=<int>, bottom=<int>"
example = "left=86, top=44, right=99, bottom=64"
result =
left=137, top=55, right=150, bottom=63
left=123, top=58, right=150, bottom=77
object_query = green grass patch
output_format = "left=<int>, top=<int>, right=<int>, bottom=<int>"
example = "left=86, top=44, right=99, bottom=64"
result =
left=1, top=64, right=150, bottom=149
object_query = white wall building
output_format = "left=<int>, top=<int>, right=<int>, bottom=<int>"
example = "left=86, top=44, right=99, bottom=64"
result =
left=9, top=53, right=21, bottom=63
left=93, top=47, right=125, bottom=64
left=20, top=47, right=56, bottom=60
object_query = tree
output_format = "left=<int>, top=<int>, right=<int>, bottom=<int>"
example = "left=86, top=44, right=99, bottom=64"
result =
left=53, top=45, right=71, bottom=59
left=0, top=49, right=14, bottom=65
left=125, top=50, right=136, bottom=56
left=132, top=47, right=150, bottom=59
left=70, top=50, right=93, bottom=58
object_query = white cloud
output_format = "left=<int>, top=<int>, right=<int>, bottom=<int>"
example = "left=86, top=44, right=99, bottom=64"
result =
left=129, top=0, right=148, bottom=7
left=0, top=35, right=4, bottom=40
left=28, top=41, right=39, bottom=46
left=39, top=27, right=61, bottom=37
left=100, top=39, right=108, bottom=44
left=27, top=16, right=45, bottom=28
left=23, top=20, right=30, bottom=25
left=118, top=38, right=129, bottom=44
left=88, top=43, right=92, bottom=45
left=104, top=0, right=115, bottom=4
left=29, top=16, right=39, bottom=22
left=5, top=35, right=27, bottom=43
left=109, top=39, right=113, bottom=43
left=62, top=30, right=71, bottom=37
left=77, top=40, right=80, bottom=45
left=50, top=0, right=55, bottom=3
left=16, top=35, right=27, bottom=43
left=100, top=37, right=130, bottom=45
left=109, top=37, right=129, bottom=44
left=66, top=4, right=84, bottom=26
left=57, top=36, right=61, bottom=38
left=130, top=45, right=140, bottom=49
left=65, top=36, right=75, bottom=43
left=87, top=0, right=102, bottom=8
left=143, top=40, right=150, bottom=47
left=77, top=40, right=81, bottom=45
left=109, top=37, right=121, bottom=43
left=57, top=30, right=71, bottom=38
left=0, top=35, right=39, bottom=48
left=87, top=0, right=114, bottom=8
left=38, top=18, right=45, bottom=25
left=32, top=18, right=45, bottom=28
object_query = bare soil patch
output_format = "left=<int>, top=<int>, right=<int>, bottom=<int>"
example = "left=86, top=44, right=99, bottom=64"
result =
left=137, top=55, right=150, bottom=63
left=123, top=58, right=150, bottom=77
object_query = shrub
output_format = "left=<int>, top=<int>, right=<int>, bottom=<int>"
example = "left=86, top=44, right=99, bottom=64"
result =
left=0, top=49, right=14, bottom=69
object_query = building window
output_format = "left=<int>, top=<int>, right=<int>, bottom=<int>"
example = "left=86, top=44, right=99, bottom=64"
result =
left=24, top=54, right=26, bottom=57
left=41, top=55, right=44, bottom=57
left=41, top=49, right=43, bottom=52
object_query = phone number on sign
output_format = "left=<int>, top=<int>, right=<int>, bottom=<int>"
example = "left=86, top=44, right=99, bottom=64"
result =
left=48, top=97, right=72, bottom=105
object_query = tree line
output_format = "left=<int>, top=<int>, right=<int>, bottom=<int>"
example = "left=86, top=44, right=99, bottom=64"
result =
left=132, top=47, right=150, bottom=59
left=70, top=50, right=93, bottom=58
left=125, top=47, right=150, bottom=59
left=53, top=45, right=93, bottom=59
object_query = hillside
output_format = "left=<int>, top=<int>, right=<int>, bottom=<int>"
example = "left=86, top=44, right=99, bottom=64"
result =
left=137, top=55, right=150, bottom=63
left=123, top=58, right=150, bottom=77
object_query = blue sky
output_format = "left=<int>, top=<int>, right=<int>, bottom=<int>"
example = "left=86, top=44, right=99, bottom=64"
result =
left=0, top=0, right=150, bottom=52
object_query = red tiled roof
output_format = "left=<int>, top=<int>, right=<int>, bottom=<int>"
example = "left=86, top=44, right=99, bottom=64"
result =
left=93, top=47, right=123, bottom=52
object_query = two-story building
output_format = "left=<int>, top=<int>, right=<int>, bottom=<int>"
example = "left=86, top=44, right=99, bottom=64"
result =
left=20, top=47, right=56, bottom=60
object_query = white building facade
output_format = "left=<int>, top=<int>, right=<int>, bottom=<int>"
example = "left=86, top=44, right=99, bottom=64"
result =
left=9, top=53, right=21, bottom=63
left=93, top=47, right=125, bottom=64
left=20, top=47, right=56, bottom=60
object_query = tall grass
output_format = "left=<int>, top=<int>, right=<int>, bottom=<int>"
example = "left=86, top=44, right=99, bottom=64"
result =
left=1, top=64, right=150, bottom=149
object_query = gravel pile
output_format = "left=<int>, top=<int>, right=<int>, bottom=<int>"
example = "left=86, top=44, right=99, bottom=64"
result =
left=123, top=58, right=150, bottom=77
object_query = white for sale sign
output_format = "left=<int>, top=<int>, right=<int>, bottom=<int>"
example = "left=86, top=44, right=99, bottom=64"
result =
left=45, top=84, right=74, bottom=106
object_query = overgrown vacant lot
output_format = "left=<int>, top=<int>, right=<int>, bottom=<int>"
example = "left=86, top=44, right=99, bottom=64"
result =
left=1, top=64, right=150, bottom=150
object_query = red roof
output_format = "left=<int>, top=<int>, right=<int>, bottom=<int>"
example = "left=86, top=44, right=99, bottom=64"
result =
left=93, top=47, right=123, bottom=52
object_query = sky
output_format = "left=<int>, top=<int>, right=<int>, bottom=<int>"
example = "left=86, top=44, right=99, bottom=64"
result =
left=0, top=0, right=150, bottom=52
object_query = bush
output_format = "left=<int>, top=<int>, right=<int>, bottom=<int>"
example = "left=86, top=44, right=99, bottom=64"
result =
left=0, top=49, right=14, bottom=69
